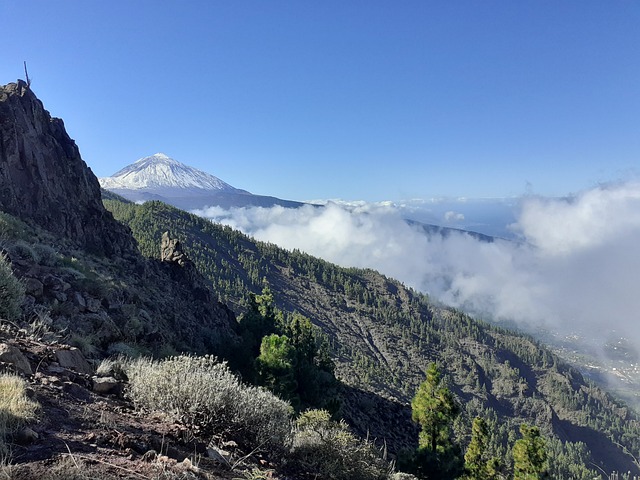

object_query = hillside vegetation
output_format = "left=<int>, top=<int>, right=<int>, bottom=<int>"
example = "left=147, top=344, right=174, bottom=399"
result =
left=104, top=198, right=640, bottom=478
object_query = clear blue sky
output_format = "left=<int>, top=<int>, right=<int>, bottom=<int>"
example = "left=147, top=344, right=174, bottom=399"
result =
left=2, top=1, right=639, bottom=202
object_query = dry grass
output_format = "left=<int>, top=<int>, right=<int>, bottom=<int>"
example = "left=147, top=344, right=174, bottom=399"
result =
left=0, top=374, right=39, bottom=438
left=0, top=374, right=39, bottom=464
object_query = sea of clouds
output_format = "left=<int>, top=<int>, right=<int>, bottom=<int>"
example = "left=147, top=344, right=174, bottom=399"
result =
left=192, top=181, right=640, bottom=345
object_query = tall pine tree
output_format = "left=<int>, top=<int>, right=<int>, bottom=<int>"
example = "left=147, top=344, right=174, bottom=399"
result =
left=513, top=424, right=548, bottom=479
left=463, top=417, right=500, bottom=480
left=407, top=363, right=463, bottom=479
left=412, top=363, right=459, bottom=453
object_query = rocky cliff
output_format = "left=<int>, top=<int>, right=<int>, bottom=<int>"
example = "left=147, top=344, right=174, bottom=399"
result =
left=0, top=80, right=134, bottom=256
left=0, top=79, right=238, bottom=357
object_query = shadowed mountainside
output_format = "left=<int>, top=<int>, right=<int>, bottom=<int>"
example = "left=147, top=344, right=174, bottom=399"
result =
left=0, top=80, right=238, bottom=358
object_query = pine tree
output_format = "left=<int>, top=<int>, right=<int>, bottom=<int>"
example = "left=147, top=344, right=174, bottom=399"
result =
left=256, top=333, right=298, bottom=404
left=513, top=424, right=548, bottom=479
left=231, top=286, right=279, bottom=379
left=412, top=363, right=459, bottom=453
left=464, top=417, right=500, bottom=480
left=407, top=363, right=464, bottom=479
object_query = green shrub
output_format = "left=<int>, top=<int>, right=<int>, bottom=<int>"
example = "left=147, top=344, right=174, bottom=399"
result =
left=31, top=243, right=60, bottom=267
left=124, top=355, right=292, bottom=451
left=68, top=333, right=100, bottom=358
left=106, top=342, right=145, bottom=358
left=388, top=474, right=419, bottom=480
left=288, top=409, right=389, bottom=480
left=0, top=212, right=28, bottom=240
left=0, top=253, right=25, bottom=320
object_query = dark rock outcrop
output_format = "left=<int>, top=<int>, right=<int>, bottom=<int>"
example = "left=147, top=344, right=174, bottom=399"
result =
left=0, top=80, right=135, bottom=256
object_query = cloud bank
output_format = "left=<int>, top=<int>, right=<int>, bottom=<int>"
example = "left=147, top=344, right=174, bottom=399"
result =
left=192, top=182, right=640, bottom=343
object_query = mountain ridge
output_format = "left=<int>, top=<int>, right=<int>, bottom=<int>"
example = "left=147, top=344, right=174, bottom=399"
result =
left=0, top=79, right=238, bottom=358
left=0, top=80, right=135, bottom=257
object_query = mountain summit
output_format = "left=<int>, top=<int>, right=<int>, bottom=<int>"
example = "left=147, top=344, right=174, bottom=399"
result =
left=99, top=153, right=247, bottom=194
left=99, top=153, right=306, bottom=210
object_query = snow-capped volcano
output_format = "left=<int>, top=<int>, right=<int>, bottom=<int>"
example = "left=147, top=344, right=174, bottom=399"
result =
left=99, top=153, right=306, bottom=210
left=99, top=153, right=247, bottom=193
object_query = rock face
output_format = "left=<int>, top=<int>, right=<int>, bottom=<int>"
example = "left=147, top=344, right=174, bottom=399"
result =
left=0, top=80, right=135, bottom=256
left=160, top=231, right=223, bottom=306
left=160, top=231, right=190, bottom=266
left=0, top=79, right=238, bottom=358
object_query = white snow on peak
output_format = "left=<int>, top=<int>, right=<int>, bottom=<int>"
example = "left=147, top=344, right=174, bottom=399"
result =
left=99, top=153, right=243, bottom=192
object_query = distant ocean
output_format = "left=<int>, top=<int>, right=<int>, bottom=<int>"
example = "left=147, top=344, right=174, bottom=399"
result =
left=398, top=198, right=522, bottom=240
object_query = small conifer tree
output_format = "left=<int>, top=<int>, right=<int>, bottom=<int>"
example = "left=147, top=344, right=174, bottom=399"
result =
left=513, top=424, right=548, bottom=479
left=464, top=416, right=501, bottom=480
left=412, top=363, right=459, bottom=453
left=407, top=363, right=464, bottom=479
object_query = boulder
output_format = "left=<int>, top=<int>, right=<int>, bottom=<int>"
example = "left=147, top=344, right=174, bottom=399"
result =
left=206, top=445, right=231, bottom=467
left=23, top=277, right=44, bottom=297
left=15, top=427, right=39, bottom=445
left=92, top=376, right=122, bottom=395
left=54, top=347, right=92, bottom=375
left=85, top=297, right=102, bottom=313
left=0, top=343, right=32, bottom=375
left=72, top=292, right=87, bottom=310
left=160, top=231, right=190, bottom=266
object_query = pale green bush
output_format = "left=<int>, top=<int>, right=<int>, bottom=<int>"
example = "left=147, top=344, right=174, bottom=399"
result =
left=124, top=355, right=292, bottom=451
left=96, top=357, right=128, bottom=380
left=288, top=409, right=389, bottom=480
left=0, top=212, right=28, bottom=241
left=0, top=253, right=24, bottom=320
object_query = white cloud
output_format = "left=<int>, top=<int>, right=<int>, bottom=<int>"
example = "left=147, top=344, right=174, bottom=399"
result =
left=444, top=211, right=465, bottom=222
left=192, top=181, right=640, bottom=343
left=513, top=183, right=640, bottom=256
left=194, top=202, right=433, bottom=288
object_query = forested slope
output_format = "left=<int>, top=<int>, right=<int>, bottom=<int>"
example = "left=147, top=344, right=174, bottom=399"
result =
left=105, top=198, right=640, bottom=477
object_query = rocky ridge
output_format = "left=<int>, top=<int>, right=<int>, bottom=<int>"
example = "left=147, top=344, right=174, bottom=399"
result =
left=0, top=80, right=238, bottom=358
left=0, top=80, right=135, bottom=257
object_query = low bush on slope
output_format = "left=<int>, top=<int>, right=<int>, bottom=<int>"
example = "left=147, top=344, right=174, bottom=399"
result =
left=123, top=354, right=292, bottom=452
left=122, top=354, right=394, bottom=479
